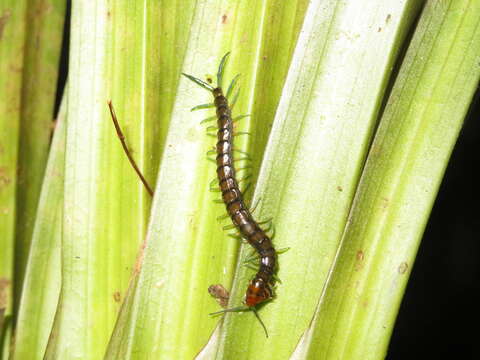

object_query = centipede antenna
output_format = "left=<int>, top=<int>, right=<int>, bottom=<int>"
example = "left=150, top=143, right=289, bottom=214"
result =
left=107, top=101, right=154, bottom=197
left=182, top=73, right=215, bottom=92
left=217, top=52, right=231, bottom=88
left=253, top=308, right=269, bottom=338
left=226, top=74, right=241, bottom=99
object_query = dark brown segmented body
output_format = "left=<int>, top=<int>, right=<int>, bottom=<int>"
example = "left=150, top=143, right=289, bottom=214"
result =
left=213, top=88, right=276, bottom=307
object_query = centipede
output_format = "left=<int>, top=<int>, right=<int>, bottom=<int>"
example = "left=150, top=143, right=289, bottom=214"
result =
left=183, top=53, right=277, bottom=337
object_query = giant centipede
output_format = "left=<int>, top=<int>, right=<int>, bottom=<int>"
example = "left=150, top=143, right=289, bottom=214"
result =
left=183, top=53, right=277, bottom=335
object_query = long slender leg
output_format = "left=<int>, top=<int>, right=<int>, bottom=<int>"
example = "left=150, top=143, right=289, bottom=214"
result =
left=191, top=103, right=214, bottom=111
left=226, top=74, right=241, bottom=99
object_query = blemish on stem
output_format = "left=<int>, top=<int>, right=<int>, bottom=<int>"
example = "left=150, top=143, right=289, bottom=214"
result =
left=0, top=166, right=11, bottom=188
left=355, top=250, right=365, bottom=271
left=398, top=262, right=408, bottom=274
left=0, top=10, right=11, bottom=41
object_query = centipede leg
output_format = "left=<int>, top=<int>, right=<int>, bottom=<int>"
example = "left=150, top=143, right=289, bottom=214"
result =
left=235, top=165, right=253, bottom=173
left=233, top=157, right=252, bottom=163
left=272, top=273, right=282, bottom=284
left=206, top=156, right=217, bottom=164
left=232, top=148, right=252, bottom=159
left=257, top=217, right=273, bottom=227
left=223, top=223, right=237, bottom=230
left=242, top=182, right=253, bottom=198
left=235, top=131, right=251, bottom=137
left=191, top=103, right=215, bottom=111
left=277, top=247, right=290, bottom=254
left=232, top=114, right=250, bottom=124
left=237, top=174, right=252, bottom=184
left=248, top=197, right=261, bottom=214
left=226, top=74, right=241, bottom=99
left=230, top=89, right=241, bottom=110
left=228, top=234, right=249, bottom=244
left=243, top=251, right=260, bottom=264
left=243, top=263, right=257, bottom=272
left=216, top=213, right=229, bottom=221
left=200, top=115, right=217, bottom=124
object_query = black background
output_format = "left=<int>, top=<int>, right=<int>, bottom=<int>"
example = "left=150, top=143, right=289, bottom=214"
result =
left=54, top=3, right=478, bottom=358
left=387, top=92, right=479, bottom=359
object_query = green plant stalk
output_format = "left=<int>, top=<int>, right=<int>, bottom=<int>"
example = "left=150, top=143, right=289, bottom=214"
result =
left=14, top=0, right=66, bottom=305
left=44, top=1, right=163, bottom=358
left=214, top=1, right=423, bottom=359
left=106, top=0, right=308, bottom=358
left=301, top=1, right=480, bottom=359
left=247, top=0, right=310, bottom=180
left=12, top=93, right=67, bottom=360
left=0, top=0, right=27, bottom=358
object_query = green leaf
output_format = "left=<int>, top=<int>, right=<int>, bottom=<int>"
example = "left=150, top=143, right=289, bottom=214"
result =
left=44, top=1, right=165, bottom=358
left=14, top=0, right=66, bottom=302
left=301, top=1, right=480, bottom=358
left=213, top=0, right=423, bottom=358
left=12, top=93, right=67, bottom=360
left=0, top=0, right=27, bottom=357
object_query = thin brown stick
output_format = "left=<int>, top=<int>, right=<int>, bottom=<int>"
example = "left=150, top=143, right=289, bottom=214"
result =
left=107, top=101, right=154, bottom=197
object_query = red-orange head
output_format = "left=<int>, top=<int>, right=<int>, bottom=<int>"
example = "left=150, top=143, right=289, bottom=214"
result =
left=245, top=278, right=272, bottom=307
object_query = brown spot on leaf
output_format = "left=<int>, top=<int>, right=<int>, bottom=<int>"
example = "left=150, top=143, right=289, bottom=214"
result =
left=113, top=291, right=121, bottom=302
left=221, top=14, right=227, bottom=24
left=380, top=197, right=389, bottom=210
left=398, top=262, right=408, bottom=274
left=355, top=250, right=364, bottom=271
left=0, top=167, right=12, bottom=188
left=337, top=185, right=343, bottom=192
left=0, top=278, right=11, bottom=309
left=0, top=10, right=11, bottom=41
left=386, top=14, right=391, bottom=23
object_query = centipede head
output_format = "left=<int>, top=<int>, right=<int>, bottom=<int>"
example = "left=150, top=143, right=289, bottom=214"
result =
left=245, top=278, right=272, bottom=307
